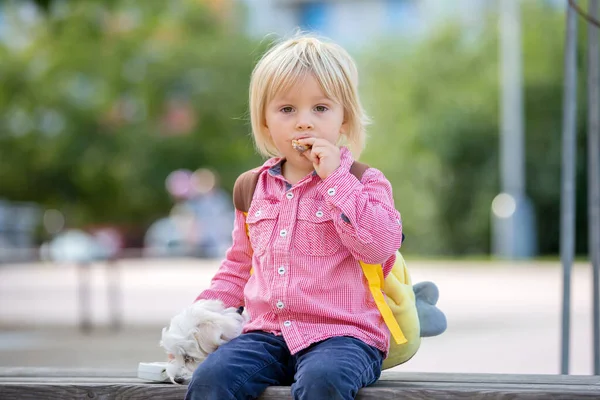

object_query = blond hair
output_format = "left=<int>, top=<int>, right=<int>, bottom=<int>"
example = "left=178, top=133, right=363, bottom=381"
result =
left=249, top=34, right=370, bottom=158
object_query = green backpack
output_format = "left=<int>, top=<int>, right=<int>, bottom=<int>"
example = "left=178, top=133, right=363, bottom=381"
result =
left=233, top=162, right=446, bottom=369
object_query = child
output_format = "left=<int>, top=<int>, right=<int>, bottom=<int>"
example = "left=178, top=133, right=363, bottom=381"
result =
left=185, top=34, right=404, bottom=400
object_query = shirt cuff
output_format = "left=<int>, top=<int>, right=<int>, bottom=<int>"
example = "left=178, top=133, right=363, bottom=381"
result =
left=317, top=165, right=362, bottom=208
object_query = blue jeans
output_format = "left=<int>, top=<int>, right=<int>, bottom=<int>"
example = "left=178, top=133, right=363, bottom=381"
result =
left=185, top=331, right=384, bottom=400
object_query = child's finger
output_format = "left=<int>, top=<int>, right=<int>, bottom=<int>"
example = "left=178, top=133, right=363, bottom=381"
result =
left=303, top=149, right=319, bottom=164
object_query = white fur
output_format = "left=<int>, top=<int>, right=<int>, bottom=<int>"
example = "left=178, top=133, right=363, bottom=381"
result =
left=160, top=299, right=247, bottom=384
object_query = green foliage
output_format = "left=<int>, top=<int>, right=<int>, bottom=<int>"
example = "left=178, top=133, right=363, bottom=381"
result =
left=0, top=1, right=263, bottom=229
left=1, top=1, right=591, bottom=256
left=360, top=4, right=590, bottom=256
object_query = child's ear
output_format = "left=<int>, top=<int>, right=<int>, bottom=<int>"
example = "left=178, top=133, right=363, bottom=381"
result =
left=340, top=120, right=349, bottom=136
left=336, top=129, right=348, bottom=148
left=341, top=110, right=350, bottom=134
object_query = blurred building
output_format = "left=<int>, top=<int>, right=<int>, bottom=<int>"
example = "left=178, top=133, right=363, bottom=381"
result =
left=0, top=199, right=41, bottom=263
left=0, top=0, right=569, bottom=50
left=240, top=0, right=566, bottom=48
left=241, top=0, right=496, bottom=48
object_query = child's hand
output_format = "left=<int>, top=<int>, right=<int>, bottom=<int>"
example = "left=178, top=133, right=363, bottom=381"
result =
left=296, top=138, right=341, bottom=179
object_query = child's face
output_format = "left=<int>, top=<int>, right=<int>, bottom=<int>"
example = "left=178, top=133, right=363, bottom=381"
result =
left=264, top=73, right=346, bottom=167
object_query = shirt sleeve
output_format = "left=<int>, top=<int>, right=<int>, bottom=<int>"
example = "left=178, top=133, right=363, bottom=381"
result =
left=317, top=166, right=403, bottom=266
left=194, top=209, right=252, bottom=307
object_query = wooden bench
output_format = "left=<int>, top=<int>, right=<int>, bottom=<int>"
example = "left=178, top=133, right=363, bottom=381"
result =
left=1, top=367, right=599, bottom=399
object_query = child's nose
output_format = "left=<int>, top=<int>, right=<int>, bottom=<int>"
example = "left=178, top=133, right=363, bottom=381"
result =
left=295, top=115, right=314, bottom=130
left=295, top=121, right=313, bottom=130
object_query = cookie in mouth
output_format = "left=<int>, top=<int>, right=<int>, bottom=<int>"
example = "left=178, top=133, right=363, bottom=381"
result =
left=291, top=139, right=312, bottom=153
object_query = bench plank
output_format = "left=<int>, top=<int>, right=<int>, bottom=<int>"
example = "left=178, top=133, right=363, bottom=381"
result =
left=0, top=377, right=140, bottom=384
left=379, top=371, right=600, bottom=386
left=1, top=380, right=600, bottom=400
left=0, top=367, right=136, bottom=378
left=6, top=375, right=595, bottom=387
left=2, top=368, right=598, bottom=385
left=1, top=368, right=599, bottom=399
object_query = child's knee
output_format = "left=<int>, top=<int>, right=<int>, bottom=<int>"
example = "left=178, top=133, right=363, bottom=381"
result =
left=190, top=361, right=222, bottom=385
left=292, top=366, right=357, bottom=400
left=186, top=361, right=236, bottom=399
left=292, top=380, right=355, bottom=400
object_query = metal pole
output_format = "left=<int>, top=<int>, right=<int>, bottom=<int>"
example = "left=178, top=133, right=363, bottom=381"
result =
left=107, top=258, right=122, bottom=332
left=587, top=0, right=600, bottom=376
left=494, top=0, right=536, bottom=259
left=560, top=2, right=579, bottom=376
left=500, top=0, right=525, bottom=196
left=78, top=262, right=92, bottom=334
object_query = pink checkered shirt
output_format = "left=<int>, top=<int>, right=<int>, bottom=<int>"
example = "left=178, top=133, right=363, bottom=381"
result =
left=196, top=147, right=403, bottom=355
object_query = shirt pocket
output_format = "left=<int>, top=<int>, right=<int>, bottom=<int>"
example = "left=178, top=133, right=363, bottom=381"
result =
left=246, top=199, right=280, bottom=255
left=296, top=199, right=342, bottom=256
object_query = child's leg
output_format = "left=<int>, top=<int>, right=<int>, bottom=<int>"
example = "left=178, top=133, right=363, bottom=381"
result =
left=185, top=331, right=292, bottom=400
left=290, top=336, right=383, bottom=400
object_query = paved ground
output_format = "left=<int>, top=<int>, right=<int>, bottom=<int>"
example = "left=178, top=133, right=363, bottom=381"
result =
left=0, top=257, right=597, bottom=375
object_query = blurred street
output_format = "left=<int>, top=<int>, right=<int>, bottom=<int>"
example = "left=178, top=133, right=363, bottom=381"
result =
left=0, top=258, right=596, bottom=376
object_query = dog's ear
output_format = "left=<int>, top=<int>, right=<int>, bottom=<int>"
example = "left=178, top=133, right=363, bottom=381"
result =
left=192, top=323, right=223, bottom=356
left=176, top=345, right=188, bottom=356
left=219, top=313, right=246, bottom=342
left=165, top=355, right=191, bottom=385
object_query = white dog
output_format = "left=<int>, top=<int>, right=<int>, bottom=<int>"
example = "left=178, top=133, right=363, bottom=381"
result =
left=160, top=299, right=247, bottom=384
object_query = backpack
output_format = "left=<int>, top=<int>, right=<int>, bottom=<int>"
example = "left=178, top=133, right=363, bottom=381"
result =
left=232, top=162, right=421, bottom=369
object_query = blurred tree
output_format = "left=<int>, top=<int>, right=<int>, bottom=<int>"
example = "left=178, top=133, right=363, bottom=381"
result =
left=30, top=0, right=52, bottom=11
left=0, top=1, right=589, bottom=256
left=0, top=0, right=263, bottom=234
left=360, top=3, right=590, bottom=256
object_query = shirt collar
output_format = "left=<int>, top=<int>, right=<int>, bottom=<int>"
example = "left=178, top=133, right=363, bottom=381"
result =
left=268, top=159, right=284, bottom=176
left=263, top=146, right=355, bottom=178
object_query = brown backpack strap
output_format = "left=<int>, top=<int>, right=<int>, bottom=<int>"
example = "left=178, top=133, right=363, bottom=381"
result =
left=233, top=161, right=369, bottom=213
left=349, top=161, right=369, bottom=181
left=233, top=169, right=261, bottom=213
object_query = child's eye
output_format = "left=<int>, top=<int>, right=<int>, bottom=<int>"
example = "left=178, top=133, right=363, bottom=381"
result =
left=315, top=105, right=328, bottom=112
left=280, top=106, right=294, bottom=113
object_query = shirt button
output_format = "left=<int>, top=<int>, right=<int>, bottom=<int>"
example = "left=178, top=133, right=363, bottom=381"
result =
left=278, top=266, right=286, bottom=275
left=283, top=320, right=292, bottom=327
left=254, top=210, right=261, bottom=217
left=286, top=192, right=294, bottom=199
left=276, top=301, right=285, bottom=309
left=327, top=188, right=336, bottom=196
left=280, top=229, right=287, bottom=237
left=315, top=210, right=324, bottom=218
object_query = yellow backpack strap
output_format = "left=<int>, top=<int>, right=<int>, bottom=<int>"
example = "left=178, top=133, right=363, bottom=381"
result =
left=349, top=162, right=406, bottom=345
left=360, top=260, right=407, bottom=345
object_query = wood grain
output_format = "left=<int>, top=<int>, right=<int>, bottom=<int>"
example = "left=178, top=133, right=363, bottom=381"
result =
left=0, top=368, right=136, bottom=378
left=2, top=381, right=600, bottom=400
left=1, top=368, right=599, bottom=400
left=3, top=368, right=599, bottom=384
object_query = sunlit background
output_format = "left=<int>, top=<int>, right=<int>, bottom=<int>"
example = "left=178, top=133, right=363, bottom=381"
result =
left=0, top=0, right=598, bottom=377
